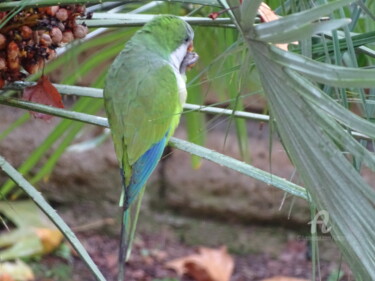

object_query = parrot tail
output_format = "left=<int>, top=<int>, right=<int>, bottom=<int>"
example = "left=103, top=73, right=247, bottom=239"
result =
left=118, top=171, right=129, bottom=281
left=118, top=184, right=145, bottom=281
left=118, top=217, right=127, bottom=281
left=117, top=133, right=169, bottom=281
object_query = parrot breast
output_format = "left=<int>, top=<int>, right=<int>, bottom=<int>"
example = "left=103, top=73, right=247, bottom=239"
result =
left=174, top=71, right=187, bottom=104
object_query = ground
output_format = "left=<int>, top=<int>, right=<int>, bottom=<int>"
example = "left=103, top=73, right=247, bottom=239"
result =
left=0, top=106, right=353, bottom=281
left=0, top=199, right=350, bottom=281
left=31, top=221, right=351, bottom=281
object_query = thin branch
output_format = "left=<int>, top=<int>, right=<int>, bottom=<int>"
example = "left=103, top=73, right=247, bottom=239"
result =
left=169, top=137, right=308, bottom=199
left=0, top=97, right=307, bottom=199
left=6, top=82, right=104, bottom=98
left=2, top=83, right=270, bottom=121
left=0, top=97, right=108, bottom=127
left=0, top=0, right=112, bottom=10
left=183, top=103, right=270, bottom=121
left=58, top=1, right=163, bottom=57
left=80, top=14, right=234, bottom=28
left=2, top=84, right=373, bottom=141
left=0, top=0, right=221, bottom=11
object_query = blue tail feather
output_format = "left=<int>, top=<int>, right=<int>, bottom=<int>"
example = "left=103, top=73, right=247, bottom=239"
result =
left=128, top=133, right=168, bottom=203
left=118, top=133, right=168, bottom=281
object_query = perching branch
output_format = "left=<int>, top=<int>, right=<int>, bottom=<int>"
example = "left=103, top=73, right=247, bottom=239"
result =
left=0, top=0, right=221, bottom=11
left=2, top=83, right=371, bottom=140
left=0, top=96, right=307, bottom=199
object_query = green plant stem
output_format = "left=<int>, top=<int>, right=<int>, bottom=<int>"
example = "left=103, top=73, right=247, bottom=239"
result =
left=0, top=0, right=221, bottom=11
left=0, top=155, right=106, bottom=281
left=6, top=82, right=103, bottom=98
left=0, top=97, right=307, bottom=199
left=169, top=137, right=307, bottom=199
left=2, top=86, right=370, bottom=141
left=0, top=98, right=108, bottom=127
left=79, top=16, right=233, bottom=28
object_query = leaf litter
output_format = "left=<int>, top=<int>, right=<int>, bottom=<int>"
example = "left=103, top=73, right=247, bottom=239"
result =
left=166, top=246, right=234, bottom=281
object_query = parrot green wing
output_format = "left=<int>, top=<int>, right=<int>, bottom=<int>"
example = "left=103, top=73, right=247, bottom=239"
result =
left=104, top=51, right=181, bottom=183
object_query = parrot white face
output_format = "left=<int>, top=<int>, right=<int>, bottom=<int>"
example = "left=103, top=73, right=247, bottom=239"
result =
left=170, top=40, right=192, bottom=74
left=169, top=40, right=199, bottom=104
left=169, top=42, right=196, bottom=104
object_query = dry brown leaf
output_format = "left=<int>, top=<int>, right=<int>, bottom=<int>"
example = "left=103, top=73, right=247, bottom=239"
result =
left=23, top=75, right=64, bottom=120
left=33, top=228, right=64, bottom=255
left=262, top=277, right=309, bottom=281
left=166, top=246, right=234, bottom=281
left=166, top=256, right=186, bottom=275
left=258, top=2, right=290, bottom=51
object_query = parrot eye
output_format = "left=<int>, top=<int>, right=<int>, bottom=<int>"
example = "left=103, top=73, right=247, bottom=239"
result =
left=184, top=37, right=189, bottom=43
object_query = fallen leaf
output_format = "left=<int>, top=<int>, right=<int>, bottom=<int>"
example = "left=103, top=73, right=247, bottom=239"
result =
left=34, top=228, right=64, bottom=255
left=262, top=277, right=309, bottom=281
left=258, top=3, right=291, bottom=51
left=23, top=75, right=64, bottom=120
left=0, top=260, right=34, bottom=281
left=166, top=257, right=186, bottom=276
left=166, top=246, right=234, bottom=281
left=0, top=200, right=64, bottom=260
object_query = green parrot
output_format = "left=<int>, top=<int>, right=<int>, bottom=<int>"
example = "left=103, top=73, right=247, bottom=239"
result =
left=103, top=15, right=198, bottom=280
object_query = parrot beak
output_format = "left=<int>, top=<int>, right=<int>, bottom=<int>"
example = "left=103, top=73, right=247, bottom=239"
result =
left=180, top=42, right=198, bottom=73
left=188, top=42, right=194, bottom=52
left=185, top=51, right=198, bottom=71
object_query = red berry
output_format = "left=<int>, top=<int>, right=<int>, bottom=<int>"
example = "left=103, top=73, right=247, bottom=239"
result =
left=0, top=34, right=6, bottom=50
left=73, top=24, right=88, bottom=39
left=56, top=8, right=69, bottom=21
left=40, top=33, right=52, bottom=46
left=7, top=41, right=20, bottom=71
left=62, top=31, right=74, bottom=44
left=7, top=41, right=19, bottom=60
left=46, top=6, right=59, bottom=16
left=50, top=27, right=63, bottom=45
left=20, top=26, right=32, bottom=40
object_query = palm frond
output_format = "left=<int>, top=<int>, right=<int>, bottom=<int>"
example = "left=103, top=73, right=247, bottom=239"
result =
left=227, top=0, right=375, bottom=278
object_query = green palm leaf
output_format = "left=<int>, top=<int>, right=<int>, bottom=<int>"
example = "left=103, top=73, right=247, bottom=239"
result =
left=227, top=0, right=375, bottom=279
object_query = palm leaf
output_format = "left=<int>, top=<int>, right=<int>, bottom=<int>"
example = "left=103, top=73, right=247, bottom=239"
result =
left=227, top=0, right=375, bottom=279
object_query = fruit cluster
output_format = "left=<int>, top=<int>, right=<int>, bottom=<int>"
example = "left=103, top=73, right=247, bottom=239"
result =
left=0, top=5, right=88, bottom=88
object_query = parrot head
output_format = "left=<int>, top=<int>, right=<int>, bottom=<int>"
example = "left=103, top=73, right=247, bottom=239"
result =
left=139, top=15, right=199, bottom=74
